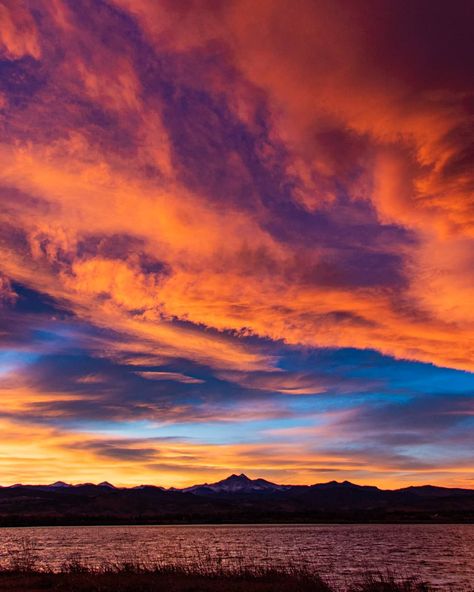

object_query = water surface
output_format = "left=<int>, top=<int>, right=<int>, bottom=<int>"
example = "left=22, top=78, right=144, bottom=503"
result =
left=0, top=524, right=473, bottom=590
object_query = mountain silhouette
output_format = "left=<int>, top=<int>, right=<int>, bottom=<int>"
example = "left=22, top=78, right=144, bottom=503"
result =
left=183, top=473, right=289, bottom=494
left=0, top=475, right=472, bottom=526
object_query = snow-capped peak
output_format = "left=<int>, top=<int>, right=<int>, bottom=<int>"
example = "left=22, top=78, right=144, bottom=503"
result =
left=183, top=473, right=289, bottom=494
left=97, top=481, right=115, bottom=488
left=48, top=481, right=72, bottom=488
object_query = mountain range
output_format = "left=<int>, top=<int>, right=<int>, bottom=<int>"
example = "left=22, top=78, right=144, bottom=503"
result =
left=0, top=474, right=473, bottom=526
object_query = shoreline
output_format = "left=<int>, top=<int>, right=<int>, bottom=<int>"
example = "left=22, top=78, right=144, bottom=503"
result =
left=1, top=518, right=474, bottom=528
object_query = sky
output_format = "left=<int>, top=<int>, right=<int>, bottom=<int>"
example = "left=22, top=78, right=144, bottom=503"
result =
left=0, top=0, right=473, bottom=489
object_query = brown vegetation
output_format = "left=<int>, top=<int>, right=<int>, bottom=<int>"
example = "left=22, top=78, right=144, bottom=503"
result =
left=0, top=566, right=434, bottom=592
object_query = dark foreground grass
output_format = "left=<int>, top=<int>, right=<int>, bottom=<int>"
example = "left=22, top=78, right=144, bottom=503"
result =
left=0, top=565, right=435, bottom=592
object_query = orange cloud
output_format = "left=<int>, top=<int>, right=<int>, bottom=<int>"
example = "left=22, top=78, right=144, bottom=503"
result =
left=96, top=0, right=474, bottom=370
left=0, top=0, right=40, bottom=60
left=0, top=274, right=16, bottom=306
left=0, top=411, right=471, bottom=488
left=1, top=130, right=474, bottom=371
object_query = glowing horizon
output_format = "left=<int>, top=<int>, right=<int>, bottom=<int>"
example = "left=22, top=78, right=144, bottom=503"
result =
left=0, top=0, right=473, bottom=489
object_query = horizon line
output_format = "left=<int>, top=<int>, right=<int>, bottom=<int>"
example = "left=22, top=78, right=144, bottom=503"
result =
left=1, top=474, right=472, bottom=492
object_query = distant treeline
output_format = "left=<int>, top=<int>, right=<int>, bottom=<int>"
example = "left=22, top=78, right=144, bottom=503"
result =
left=1, top=510, right=474, bottom=527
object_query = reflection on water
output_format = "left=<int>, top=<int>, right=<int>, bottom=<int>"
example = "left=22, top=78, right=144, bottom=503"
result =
left=0, top=524, right=473, bottom=590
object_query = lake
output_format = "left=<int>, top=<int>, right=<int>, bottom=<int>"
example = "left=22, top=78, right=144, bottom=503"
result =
left=0, top=524, right=473, bottom=590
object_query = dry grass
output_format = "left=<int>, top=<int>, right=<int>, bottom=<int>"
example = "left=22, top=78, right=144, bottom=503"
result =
left=0, top=561, right=438, bottom=592
left=0, top=567, right=436, bottom=592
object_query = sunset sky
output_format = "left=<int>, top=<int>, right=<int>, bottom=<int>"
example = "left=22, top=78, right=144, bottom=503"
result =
left=0, top=0, right=473, bottom=488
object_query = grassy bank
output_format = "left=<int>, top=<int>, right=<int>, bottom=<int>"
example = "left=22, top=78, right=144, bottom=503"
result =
left=0, top=565, right=434, bottom=592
